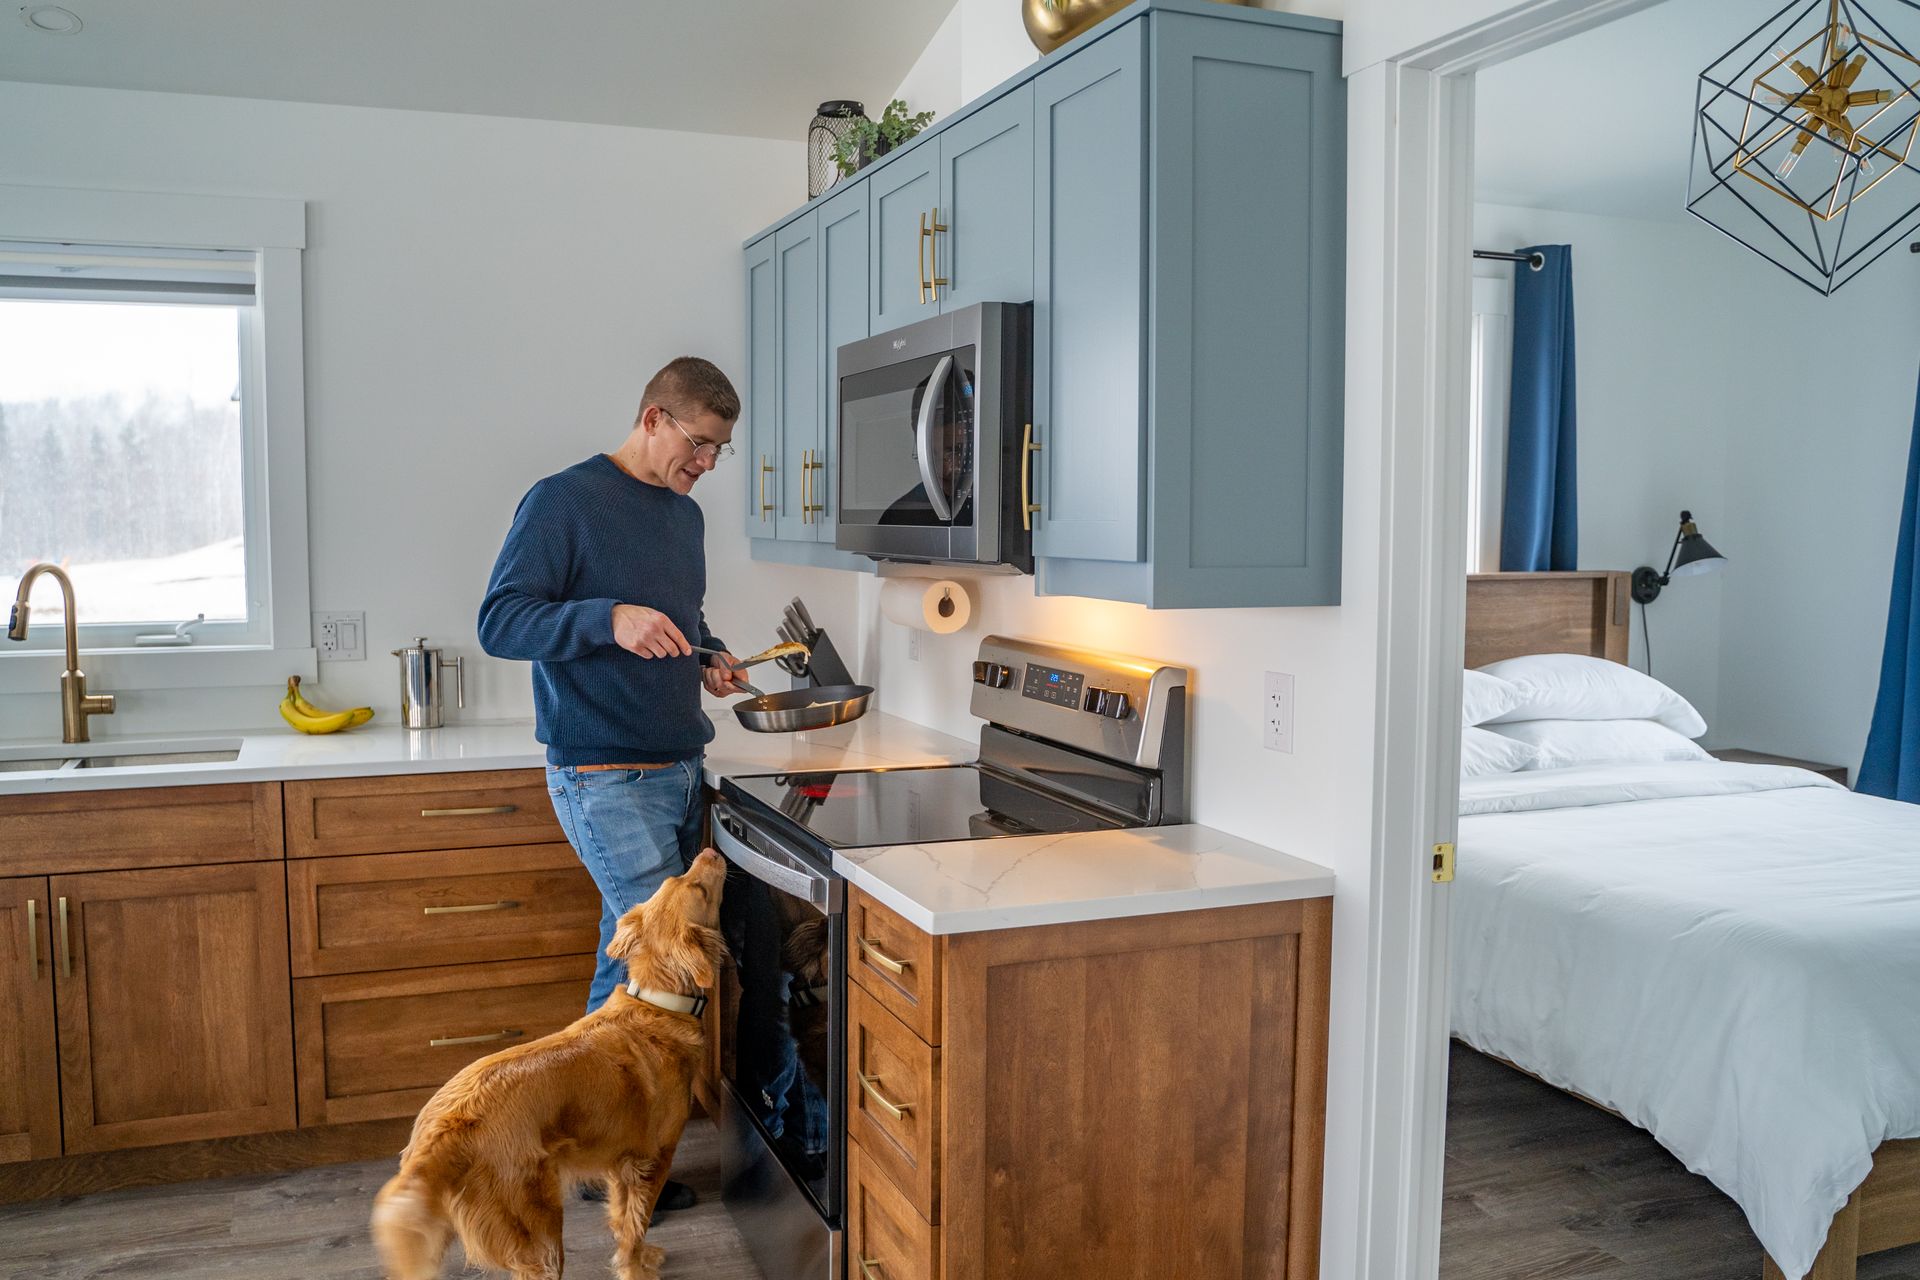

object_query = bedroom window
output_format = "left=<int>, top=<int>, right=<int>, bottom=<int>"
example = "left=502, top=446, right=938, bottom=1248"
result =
left=0, top=243, right=265, bottom=647
left=1466, top=275, right=1512, bottom=575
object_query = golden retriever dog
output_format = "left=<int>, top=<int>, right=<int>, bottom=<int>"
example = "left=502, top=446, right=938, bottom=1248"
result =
left=371, top=848, right=727, bottom=1280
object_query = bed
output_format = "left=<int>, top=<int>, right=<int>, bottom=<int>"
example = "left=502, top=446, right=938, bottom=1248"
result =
left=1456, top=571, right=1920, bottom=1280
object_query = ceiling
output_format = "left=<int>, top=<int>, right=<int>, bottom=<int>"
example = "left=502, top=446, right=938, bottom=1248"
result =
left=0, top=0, right=953, bottom=138
left=1475, top=0, right=1793, bottom=219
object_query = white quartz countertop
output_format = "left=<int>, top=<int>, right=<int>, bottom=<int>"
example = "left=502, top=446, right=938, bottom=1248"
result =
left=0, top=713, right=1333, bottom=932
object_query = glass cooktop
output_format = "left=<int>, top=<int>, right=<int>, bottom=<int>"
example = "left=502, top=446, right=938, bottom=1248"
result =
left=727, top=764, right=1123, bottom=849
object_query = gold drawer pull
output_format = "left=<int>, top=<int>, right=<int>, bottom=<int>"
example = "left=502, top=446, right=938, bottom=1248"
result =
left=56, top=896, right=70, bottom=979
left=423, top=900, right=522, bottom=916
left=420, top=805, right=517, bottom=818
left=26, top=898, right=38, bottom=982
left=858, top=1072, right=911, bottom=1119
left=858, top=936, right=909, bottom=975
left=859, top=1259, right=885, bottom=1280
left=429, top=1029, right=524, bottom=1048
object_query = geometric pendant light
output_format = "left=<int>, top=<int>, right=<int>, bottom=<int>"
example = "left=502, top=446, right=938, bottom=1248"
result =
left=1688, top=0, right=1920, bottom=294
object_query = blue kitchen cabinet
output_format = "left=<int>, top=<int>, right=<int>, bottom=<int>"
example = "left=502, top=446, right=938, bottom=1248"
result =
left=1034, top=8, right=1345, bottom=607
left=935, top=85, right=1034, bottom=312
left=867, top=143, right=940, bottom=333
left=774, top=214, right=818, bottom=542
left=743, top=233, right=778, bottom=540
left=814, top=184, right=869, bottom=546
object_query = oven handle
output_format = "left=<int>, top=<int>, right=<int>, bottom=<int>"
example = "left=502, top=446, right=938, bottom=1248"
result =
left=914, top=353, right=955, bottom=522
left=711, top=803, right=835, bottom=914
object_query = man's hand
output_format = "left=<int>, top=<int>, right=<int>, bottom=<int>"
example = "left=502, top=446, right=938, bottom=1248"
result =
left=702, top=652, right=752, bottom=697
left=611, top=604, right=691, bottom=659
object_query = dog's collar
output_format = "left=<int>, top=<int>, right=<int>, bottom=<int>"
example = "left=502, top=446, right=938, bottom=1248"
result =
left=625, top=980, right=708, bottom=1018
left=790, top=982, right=832, bottom=1009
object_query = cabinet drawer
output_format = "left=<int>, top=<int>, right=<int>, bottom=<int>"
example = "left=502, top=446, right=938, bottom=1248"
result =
left=849, top=1138, right=940, bottom=1280
left=292, top=954, right=592, bottom=1126
left=285, top=770, right=563, bottom=858
left=849, top=887, right=943, bottom=1045
left=848, top=979, right=941, bottom=1224
left=0, top=783, right=281, bottom=877
left=288, top=843, right=601, bottom=977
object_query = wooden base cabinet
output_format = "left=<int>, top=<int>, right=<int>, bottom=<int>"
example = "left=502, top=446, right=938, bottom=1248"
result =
left=0, top=877, right=60, bottom=1163
left=846, top=887, right=1333, bottom=1280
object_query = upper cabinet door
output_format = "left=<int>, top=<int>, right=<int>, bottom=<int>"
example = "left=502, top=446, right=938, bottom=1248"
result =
left=744, top=234, right=779, bottom=538
left=775, top=214, right=820, bottom=542
left=867, top=144, right=941, bottom=335
left=937, top=85, right=1034, bottom=312
left=817, top=185, right=869, bottom=546
left=1032, top=22, right=1147, bottom=563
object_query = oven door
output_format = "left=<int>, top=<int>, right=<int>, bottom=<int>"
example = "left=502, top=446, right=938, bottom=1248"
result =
left=712, top=801, right=844, bottom=1279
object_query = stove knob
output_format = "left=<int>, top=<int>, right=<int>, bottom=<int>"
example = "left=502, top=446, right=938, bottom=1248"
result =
left=973, top=660, right=1013, bottom=689
left=1084, top=687, right=1132, bottom=719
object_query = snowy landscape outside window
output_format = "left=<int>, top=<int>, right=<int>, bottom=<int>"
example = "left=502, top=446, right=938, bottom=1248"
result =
left=0, top=242, right=266, bottom=649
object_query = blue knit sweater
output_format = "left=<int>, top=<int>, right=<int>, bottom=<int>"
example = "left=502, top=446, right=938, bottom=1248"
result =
left=478, top=455, right=725, bottom=765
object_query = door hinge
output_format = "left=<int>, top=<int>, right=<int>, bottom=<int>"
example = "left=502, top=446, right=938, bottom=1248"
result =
left=1431, top=842, right=1455, bottom=884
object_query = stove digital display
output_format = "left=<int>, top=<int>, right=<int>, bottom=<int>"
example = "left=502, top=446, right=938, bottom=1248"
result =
left=1021, top=662, right=1084, bottom=708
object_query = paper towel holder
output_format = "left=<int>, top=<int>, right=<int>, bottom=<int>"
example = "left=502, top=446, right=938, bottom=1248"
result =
left=936, top=587, right=956, bottom=620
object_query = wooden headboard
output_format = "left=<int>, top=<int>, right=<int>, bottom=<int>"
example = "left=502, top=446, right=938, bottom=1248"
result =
left=1465, top=572, right=1631, bottom=668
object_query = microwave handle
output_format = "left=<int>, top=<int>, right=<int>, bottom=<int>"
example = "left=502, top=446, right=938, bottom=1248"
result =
left=914, top=353, right=955, bottom=522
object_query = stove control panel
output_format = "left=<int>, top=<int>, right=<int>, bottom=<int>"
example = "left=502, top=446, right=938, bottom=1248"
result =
left=973, top=660, right=1015, bottom=690
left=1021, top=662, right=1084, bottom=708
left=1083, top=687, right=1132, bottom=719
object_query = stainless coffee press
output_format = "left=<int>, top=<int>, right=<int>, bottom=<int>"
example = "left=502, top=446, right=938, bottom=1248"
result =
left=391, top=636, right=464, bottom=729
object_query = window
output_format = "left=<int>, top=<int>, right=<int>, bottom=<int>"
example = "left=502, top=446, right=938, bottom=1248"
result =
left=0, top=183, right=311, bottom=689
left=0, top=243, right=265, bottom=646
left=1466, top=275, right=1512, bottom=575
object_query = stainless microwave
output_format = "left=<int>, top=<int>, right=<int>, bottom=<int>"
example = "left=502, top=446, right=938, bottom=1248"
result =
left=833, top=301, right=1033, bottom=571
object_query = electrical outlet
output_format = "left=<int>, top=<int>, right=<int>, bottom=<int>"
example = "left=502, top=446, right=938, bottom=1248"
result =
left=314, top=611, right=366, bottom=662
left=1264, top=671, right=1295, bottom=753
left=907, top=629, right=922, bottom=662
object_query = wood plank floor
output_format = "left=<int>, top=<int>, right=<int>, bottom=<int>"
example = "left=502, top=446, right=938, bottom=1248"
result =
left=1444, top=1042, right=1920, bottom=1280
left=0, top=1116, right=765, bottom=1280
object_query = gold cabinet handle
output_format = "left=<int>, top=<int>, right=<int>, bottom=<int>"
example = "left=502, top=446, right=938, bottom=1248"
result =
left=858, top=1071, right=911, bottom=1119
left=918, top=210, right=931, bottom=304
left=423, top=900, right=521, bottom=916
left=55, top=896, right=70, bottom=979
left=420, top=805, right=516, bottom=818
left=26, top=898, right=38, bottom=982
left=429, top=1029, right=524, bottom=1048
left=928, top=205, right=948, bottom=300
left=1022, top=423, right=1043, bottom=531
left=759, top=455, right=776, bottom=519
left=805, top=450, right=826, bottom=517
left=800, top=448, right=812, bottom=524
left=859, top=1259, right=885, bottom=1280
left=858, top=936, right=909, bottom=975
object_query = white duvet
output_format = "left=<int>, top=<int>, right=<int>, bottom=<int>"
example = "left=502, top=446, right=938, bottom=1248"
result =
left=1453, top=762, right=1920, bottom=1280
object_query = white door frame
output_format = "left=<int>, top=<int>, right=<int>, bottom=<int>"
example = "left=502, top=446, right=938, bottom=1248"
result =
left=1351, top=3, right=1665, bottom=1277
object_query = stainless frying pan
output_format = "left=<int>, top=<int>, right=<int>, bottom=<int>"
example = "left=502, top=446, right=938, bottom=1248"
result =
left=731, top=683, right=874, bottom=733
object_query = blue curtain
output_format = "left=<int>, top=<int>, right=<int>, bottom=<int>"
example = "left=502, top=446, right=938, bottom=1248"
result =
left=1858, top=365, right=1920, bottom=800
left=1499, top=244, right=1579, bottom=572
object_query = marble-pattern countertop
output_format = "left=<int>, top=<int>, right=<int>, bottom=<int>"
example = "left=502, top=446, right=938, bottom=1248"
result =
left=0, top=713, right=1333, bottom=932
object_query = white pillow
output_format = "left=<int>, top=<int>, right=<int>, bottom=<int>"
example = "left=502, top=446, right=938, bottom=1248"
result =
left=1462, top=669, right=1524, bottom=726
left=1461, top=725, right=1540, bottom=777
left=1478, top=653, right=1708, bottom=738
left=1487, top=719, right=1713, bottom=771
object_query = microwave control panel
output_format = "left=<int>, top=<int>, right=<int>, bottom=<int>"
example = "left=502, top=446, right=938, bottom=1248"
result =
left=1021, top=662, right=1084, bottom=709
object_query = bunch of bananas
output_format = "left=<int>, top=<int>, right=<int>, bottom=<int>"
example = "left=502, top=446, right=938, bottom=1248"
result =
left=279, top=675, right=375, bottom=734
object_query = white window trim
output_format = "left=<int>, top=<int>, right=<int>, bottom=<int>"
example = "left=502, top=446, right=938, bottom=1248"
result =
left=1467, top=272, right=1512, bottom=575
left=0, top=183, right=314, bottom=692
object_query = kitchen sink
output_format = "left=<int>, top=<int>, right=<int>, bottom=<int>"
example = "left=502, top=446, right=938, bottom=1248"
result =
left=0, top=738, right=244, bottom=773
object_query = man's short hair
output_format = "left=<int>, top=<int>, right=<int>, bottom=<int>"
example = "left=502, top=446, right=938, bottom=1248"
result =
left=639, top=356, right=741, bottom=425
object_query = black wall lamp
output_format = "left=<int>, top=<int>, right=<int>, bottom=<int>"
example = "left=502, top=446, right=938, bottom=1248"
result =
left=1631, top=510, right=1728, bottom=605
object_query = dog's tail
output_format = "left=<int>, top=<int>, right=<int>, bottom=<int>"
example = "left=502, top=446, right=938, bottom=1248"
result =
left=371, top=1170, right=452, bottom=1280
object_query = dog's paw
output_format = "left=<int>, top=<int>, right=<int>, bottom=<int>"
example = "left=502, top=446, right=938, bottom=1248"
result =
left=614, top=1242, right=667, bottom=1280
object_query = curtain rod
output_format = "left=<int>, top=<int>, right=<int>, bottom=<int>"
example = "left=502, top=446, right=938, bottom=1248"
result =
left=1474, top=249, right=1545, bottom=270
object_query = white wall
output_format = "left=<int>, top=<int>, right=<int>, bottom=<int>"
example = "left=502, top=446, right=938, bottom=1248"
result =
left=0, top=79, right=863, bottom=740
left=1471, top=201, right=1920, bottom=775
left=891, top=3, right=965, bottom=120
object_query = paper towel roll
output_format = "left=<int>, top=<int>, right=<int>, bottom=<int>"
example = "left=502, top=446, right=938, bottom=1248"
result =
left=879, top=578, right=971, bottom=634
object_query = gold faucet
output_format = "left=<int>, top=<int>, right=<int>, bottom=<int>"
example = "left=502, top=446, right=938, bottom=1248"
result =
left=8, top=564, right=116, bottom=743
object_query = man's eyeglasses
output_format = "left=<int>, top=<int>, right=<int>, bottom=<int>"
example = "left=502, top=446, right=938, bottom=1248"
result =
left=663, top=409, right=736, bottom=463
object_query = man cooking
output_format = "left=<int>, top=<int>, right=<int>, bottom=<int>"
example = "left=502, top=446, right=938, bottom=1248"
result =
left=477, top=355, right=748, bottom=1212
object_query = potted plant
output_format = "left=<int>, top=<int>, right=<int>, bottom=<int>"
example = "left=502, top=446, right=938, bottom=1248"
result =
left=832, top=98, right=936, bottom=177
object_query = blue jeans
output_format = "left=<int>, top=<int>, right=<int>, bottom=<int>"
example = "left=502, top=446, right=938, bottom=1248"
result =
left=545, top=757, right=704, bottom=1013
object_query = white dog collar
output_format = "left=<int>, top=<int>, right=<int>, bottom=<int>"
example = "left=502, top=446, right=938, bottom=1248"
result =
left=626, top=980, right=708, bottom=1018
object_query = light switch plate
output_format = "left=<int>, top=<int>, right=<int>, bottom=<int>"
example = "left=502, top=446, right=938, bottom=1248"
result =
left=315, top=611, right=366, bottom=662
left=1264, top=671, right=1295, bottom=753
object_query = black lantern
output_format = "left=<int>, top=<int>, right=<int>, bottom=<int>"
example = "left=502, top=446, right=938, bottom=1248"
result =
left=807, top=101, right=866, bottom=201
